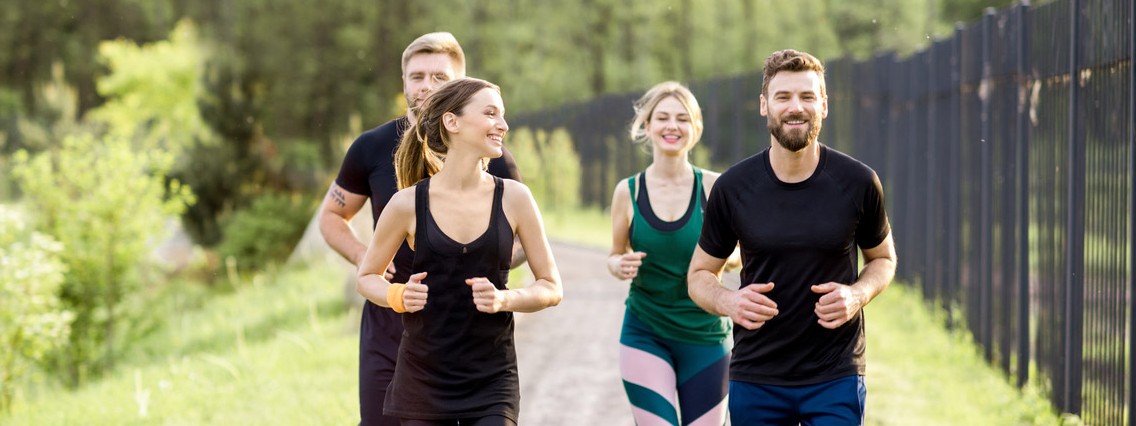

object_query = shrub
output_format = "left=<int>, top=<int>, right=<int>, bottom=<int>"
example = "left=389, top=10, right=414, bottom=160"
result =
left=12, top=134, right=191, bottom=386
left=505, top=127, right=582, bottom=212
left=217, top=192, right=317, bottom=272
left=0, top=206, right=73, bottom=413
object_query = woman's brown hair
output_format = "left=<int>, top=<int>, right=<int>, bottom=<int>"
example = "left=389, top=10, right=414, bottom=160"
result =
left=394, top=77, right=501, bottom=189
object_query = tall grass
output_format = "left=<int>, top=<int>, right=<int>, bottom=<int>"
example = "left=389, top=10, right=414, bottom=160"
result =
left=6, top=262, right=361, bottom=425
left=864, top=284, right=1065, bottom=425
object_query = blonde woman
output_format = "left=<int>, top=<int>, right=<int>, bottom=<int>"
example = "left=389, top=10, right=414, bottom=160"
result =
left=608, top=81, right=730, bottom=425
left=357, top=77, right=561, bottom=426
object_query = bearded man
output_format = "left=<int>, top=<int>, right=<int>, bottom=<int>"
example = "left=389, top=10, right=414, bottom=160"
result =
left=687, top=49, right=898, bottom=426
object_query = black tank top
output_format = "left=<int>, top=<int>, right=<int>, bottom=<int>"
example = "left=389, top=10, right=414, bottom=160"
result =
left=384, top=176, right=519, bottom=420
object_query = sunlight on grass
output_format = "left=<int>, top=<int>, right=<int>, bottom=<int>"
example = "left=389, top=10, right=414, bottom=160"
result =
left=865, top=283, right=1064, bottom=425
left=542, top=206, right=610, bottom=249
left=6, top=261, right=362, bottom=425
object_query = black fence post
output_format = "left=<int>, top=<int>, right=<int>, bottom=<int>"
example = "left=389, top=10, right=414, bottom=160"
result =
left=980, top=9, right=995, bottom=362
left=1063, top=0, right=1085, bottom=415
left=1129, top=0, right=1136, bottom=421
left=947, top=23, right=964, bottom=323
left=1015, top=1, right=1031, bottom=390
left=923, top=48, right=937, bottom=303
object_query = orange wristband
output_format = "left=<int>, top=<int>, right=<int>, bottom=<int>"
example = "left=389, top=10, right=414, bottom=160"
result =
left=387, top=284, right=407, bottom=313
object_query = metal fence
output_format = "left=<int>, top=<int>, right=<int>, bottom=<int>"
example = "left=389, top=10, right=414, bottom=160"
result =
left=511, top=0, right=1133, bottom=423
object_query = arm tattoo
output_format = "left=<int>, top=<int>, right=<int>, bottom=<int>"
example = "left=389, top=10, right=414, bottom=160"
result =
left=329, top=188, right=347, bottom=208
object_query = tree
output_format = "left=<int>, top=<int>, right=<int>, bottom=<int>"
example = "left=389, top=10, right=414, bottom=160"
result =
left=828, top=0, right=935, bottom=58
left=0, top=206, right=73, bottom=413
left=939, top=0, right=1017, bottom=25
left=89, top=19, right=210, bottom=155
left=503, top=127, right=582, bottom=211
left=12, top=134, right=192, bottom=386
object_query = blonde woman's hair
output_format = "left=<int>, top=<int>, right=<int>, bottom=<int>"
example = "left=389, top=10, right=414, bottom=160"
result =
left=395, top=78, right=500, bottom=189
left=629, top=81, right=704, bottom=146
left=401, top=32, right=466, bottom=77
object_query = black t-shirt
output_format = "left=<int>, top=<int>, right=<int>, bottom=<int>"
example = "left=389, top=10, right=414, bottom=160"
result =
left=698, top=144, right=890, bottom=386
left=334, top=116, right=522, bottom=281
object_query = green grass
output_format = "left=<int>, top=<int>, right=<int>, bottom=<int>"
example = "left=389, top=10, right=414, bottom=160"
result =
left=542, top=206, right=610, bottom=250
left=4, top=206, right=1072, bottom=425
left=6, top=261, right=362, bottom=425
left=864, top=284, right=1066, bottom=425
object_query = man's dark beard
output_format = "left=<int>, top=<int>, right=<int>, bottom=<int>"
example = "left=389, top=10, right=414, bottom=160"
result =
left=769, top=113, right=822, bottom=152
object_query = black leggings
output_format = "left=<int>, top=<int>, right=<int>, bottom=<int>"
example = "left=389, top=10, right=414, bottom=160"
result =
left=400, top=415, right=516, bottom=426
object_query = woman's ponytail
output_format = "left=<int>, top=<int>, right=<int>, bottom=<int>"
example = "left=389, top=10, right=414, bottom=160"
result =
left=393, top=77, right=501, bottom=189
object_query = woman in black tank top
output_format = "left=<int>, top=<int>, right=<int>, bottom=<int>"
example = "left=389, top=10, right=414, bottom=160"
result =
left=355, top=78, right=563, bottom=426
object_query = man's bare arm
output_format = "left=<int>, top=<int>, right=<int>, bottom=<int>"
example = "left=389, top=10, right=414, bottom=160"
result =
left=689, top=246, right=779, bottom=330
left=687, top=246, right=732, bottom=316
left=318, top=182, right=369, bottom=266
left=850, top=232, right=897, bottom=307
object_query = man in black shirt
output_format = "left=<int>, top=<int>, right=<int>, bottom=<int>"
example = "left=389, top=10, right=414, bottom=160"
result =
left=317, top=32, right=522, bottom=426
left=688, top=49, right=897, bottom=425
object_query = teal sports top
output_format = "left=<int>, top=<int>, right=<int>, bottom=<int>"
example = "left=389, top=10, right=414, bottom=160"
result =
left=626, top=167, right=730, bottom=344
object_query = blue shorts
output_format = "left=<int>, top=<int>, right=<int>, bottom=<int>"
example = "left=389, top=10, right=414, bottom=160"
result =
left=729, top=376, right=866, bottom=426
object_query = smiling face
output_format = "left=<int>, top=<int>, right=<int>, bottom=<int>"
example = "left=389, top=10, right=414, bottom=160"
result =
left=646, top=95, right=696, bottom=156
left=403, top=52, right=459, bottom=118
left=760, top=70, right=828, bottom=152
left=449, top=87, right=508, bottom=159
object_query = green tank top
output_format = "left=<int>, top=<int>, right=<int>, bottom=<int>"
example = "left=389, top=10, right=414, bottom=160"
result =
left=626, top=167, right=730, bottom=344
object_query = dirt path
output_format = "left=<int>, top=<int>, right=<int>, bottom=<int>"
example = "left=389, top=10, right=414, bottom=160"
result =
left=513, top=241, right=738, bottom=426
left=513, top=242, right=634, bottom=426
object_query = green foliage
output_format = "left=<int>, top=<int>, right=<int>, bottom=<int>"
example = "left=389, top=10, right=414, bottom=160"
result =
left=506, top=128, right=543, bottom=200
left=12, top=133, right=192, bottom=386
left=0, top=206, right=73, bottom=414
left=176, top=59, right=268, bottom=246
left=939, top=0, right=1018, bottom=24
left=89, top=19, right=210, bottom=155
left=508, top=127, right=582, bottom=212
left=1, top=0, right=1009, bottom=161
left=829, top=0, right=936, bottom=58
left=217, top=192, right=318, bottom=272
left=689, top=142, right=714, bottom=172
left=8, top=63, right=86, bottom=156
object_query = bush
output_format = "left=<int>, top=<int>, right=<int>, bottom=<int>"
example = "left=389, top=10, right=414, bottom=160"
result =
left=506, top=127, right=582, bottom=212
left=12, top=134, right=191, bottom=386
left=0, top=206, right=73, bottom=413
left=217, top=192, right=317, bottom=272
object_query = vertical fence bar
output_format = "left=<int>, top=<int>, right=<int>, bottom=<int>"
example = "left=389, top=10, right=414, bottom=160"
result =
left=947, top=24, right=964, bottom=322
left=924, top=48, right=937, bottom=303
left=981, top=10, right=995, bottom=361
left=1064, top=0, right=1085, bottom=414
left=1129, top=0, right=1136, bottom=421
left=1015, top=1, right=1031, bottom=389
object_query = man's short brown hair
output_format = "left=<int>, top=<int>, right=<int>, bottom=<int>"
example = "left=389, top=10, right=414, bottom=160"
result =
left=761, top=49, right=826, bottom=98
